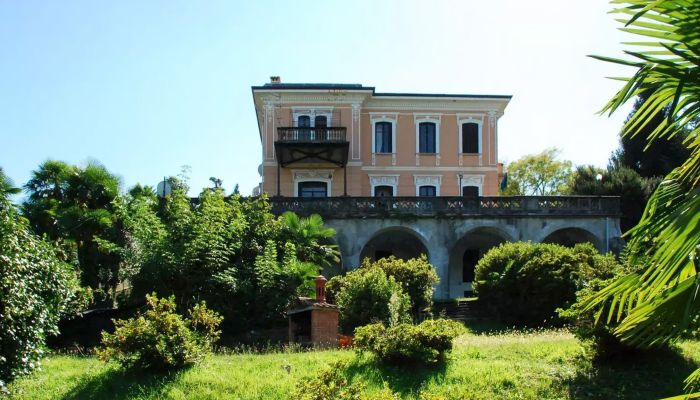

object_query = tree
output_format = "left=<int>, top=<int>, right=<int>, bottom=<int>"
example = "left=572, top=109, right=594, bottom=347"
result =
left=0, top=167, right=20, bottom=197
left=583, top=1, right=700, bottom=394
left=609, top=91, right=690, bottom=178
left=280, top=212, right=340, bottom=271
left=501, top=148, right=572, bottom=195
left=0, top=185, right=83, bottom=389
left=568, top=165, right=659, bottom=233
left=23, top=160, right=122, bottom=305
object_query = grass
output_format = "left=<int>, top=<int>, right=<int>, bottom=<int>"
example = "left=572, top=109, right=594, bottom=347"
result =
left=8, top=329, right=700, bottom=399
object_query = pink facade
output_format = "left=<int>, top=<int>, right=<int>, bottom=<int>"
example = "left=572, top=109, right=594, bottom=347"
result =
left=252, top=80, right=511, bottom=198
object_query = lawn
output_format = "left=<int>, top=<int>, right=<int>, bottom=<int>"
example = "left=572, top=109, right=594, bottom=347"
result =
left=8, top=329, right=700, bottom=400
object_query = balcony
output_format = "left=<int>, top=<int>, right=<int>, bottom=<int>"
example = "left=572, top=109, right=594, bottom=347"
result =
left=269, top=196, right=620, bottom=219
left=275, top=127, right=349, bottom=167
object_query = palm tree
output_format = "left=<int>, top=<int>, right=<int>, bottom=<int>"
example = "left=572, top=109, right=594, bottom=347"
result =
left=583, top=0, right=700, bottom=392
left=0, top=167, right=20, bottom=198
left=280, top=211, right=341, bottom=270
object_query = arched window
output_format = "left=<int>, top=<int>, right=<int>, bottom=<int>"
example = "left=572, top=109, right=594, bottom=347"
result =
left=418, top=122, right=436, bottom=153
left=462, top=122, right=479, bottom=154
left=297, top=115, right=311, bottom=127
left=374, top=185, right=394, bottom=197
left=298, top=181, right=327, bottom=198
left=314, top=115, right=327, bottom=128
left=462, top=186, right=479, bottom=197
left=418, top=185, right=437, bottom=197
left=375, top=122, right=393, bottom=153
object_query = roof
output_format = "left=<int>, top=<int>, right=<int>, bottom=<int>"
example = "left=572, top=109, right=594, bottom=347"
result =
left=251, top=83, right=511, bottom=99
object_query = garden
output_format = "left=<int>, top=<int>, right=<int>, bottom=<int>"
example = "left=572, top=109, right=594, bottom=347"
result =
left=2, top=1, right=700, bottom=399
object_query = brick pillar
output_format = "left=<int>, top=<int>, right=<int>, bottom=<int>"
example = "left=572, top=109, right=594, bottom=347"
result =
left=311, top=308, right=339, bottom=348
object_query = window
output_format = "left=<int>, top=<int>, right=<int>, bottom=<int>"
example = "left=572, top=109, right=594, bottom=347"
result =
left=298, top=115, right=311, bottom=127
left=462, top=122, right=479, bottom=154
left=374, top=185, right=393, bottom=197
left=462, top=186, right=479, bottom=197
left=418, top=185, right=437, bottom=197
left=375, top=122, right=393, bottom=153
left=462, top=249, right=479, bottom=283
left=314, top=115, right=327, bottom=128
left=298, top=181, right=327, bottom=198
left=418, top=122, right=436, bottom=153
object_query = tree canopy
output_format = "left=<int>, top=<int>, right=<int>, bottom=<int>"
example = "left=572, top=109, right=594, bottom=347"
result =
left=501, top=148, right=572, bottom=196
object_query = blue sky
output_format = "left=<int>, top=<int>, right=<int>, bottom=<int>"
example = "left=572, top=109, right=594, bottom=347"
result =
left=0, top=1, right=633, bottom=196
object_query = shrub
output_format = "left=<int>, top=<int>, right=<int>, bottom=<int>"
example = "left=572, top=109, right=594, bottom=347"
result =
left=328, top=267, right=410, bottom=333
left=559, top=254, right=645, bottom=361
left=0, top=196, right=82, bottom=390
left=354, top=319, right=465, bottom=364
left=363, top=255, right=439, bottom=318
left=98, top=293, right=222, bottom=370
left=293, top=361, right=400, bottom=400
left=474, top=242, right=619, bottom=326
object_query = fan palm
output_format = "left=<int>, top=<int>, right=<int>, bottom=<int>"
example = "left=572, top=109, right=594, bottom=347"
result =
left=582, top=0, right=700, bottom=393
left=0, top=167, right=21, bottom=198
left=280, top=211, right=340, bottom=270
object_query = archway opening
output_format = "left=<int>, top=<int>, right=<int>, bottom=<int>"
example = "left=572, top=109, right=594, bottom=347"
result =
left=449, top=228, right=510, bottom=298
left=542, top=228, right=601, bottom=250
left=359, top=228, right=428, bottom=263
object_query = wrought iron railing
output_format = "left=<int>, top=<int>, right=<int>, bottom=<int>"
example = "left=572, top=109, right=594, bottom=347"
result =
left=277, top=127, right=347, bottom=142
left=269, top=196, right=620, bottom=219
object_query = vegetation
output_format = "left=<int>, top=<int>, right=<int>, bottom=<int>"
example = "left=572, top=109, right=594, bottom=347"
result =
left=0, top=181, right=84, bottom=390
left=98, top=294, right=222, bottom=371
left=22, top=160, right=122, bottom=306
left=581, top=0, right=700, bottom=395
left=328, top=266, right=411, bottom=334
left=8, top=329, right=700, bottom=399
left=474, top=242, right=619, bottom=326
left=501, top=148, right=572, bottom=195
left=354, top=319, right=465, bottom=365
left=567, top=165, right=659, bottom=233
left=363, top=256, right=439, bottom=318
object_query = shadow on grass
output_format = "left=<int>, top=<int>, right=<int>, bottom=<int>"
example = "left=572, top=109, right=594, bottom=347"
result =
left=61, top=366, right=185, bottom=400
left=343, top=355, right=448, bottom=396
left=463, top=319, right=509, bottom=335
left=560, top=346, right=698, bottom=400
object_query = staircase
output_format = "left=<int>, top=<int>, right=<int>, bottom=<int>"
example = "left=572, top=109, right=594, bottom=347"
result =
left=434, top=299, right=486, bottom=322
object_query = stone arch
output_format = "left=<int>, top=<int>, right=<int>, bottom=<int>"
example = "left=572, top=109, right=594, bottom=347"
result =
left=359, top=226, right=429, bottom=264
left=448, top=227, right=512, bottom=298
left=541, top=227, right=601, bottom=251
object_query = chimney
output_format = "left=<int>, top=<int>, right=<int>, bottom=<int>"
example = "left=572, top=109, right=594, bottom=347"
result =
left=270, top=76, right=281, bottom=84
left=315, top=275, right=327, bottom=303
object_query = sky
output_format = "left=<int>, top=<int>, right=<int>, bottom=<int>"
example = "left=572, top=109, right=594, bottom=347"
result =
left=0, top=1, right=635, bottom=196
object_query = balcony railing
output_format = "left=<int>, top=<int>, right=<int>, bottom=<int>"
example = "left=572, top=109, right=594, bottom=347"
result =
left=269, top=196, right=620, bottom=219
left=277, top=127, right=347, bottom=142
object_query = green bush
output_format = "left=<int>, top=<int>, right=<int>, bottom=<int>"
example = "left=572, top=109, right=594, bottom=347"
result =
left=558, top=254, right=645, bottom=361
left=0, top=195, right=83, bottom=390
left=354, top=319, right=465, bottom=364
left=474, top=242, right=620, bottom=326
left=293, top=361, right=400, bottom=400
left=328, top=267, right=410, bottom=333
left=365, top=256, right=439, bottom=318
left=98, top=293, right=222, bottom=370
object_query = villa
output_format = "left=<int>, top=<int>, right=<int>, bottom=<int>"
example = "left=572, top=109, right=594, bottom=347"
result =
left=251, top=78, right=621, bottom=299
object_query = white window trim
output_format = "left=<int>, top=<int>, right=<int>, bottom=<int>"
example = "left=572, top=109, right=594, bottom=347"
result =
left=456, top=174, right=484, bottom=195
left=292, top=169, right=333, bottom=197
left=369, top=174, right=399, bottom=196
left=414, top=175, right=442, bottom=196
left=457, top=117, right=483, bottom=155
left=414, top=114, right=441, bottom=154
left=370, top=113, right=398, bottom=155
left=292, top=107, right=333, bottom=128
